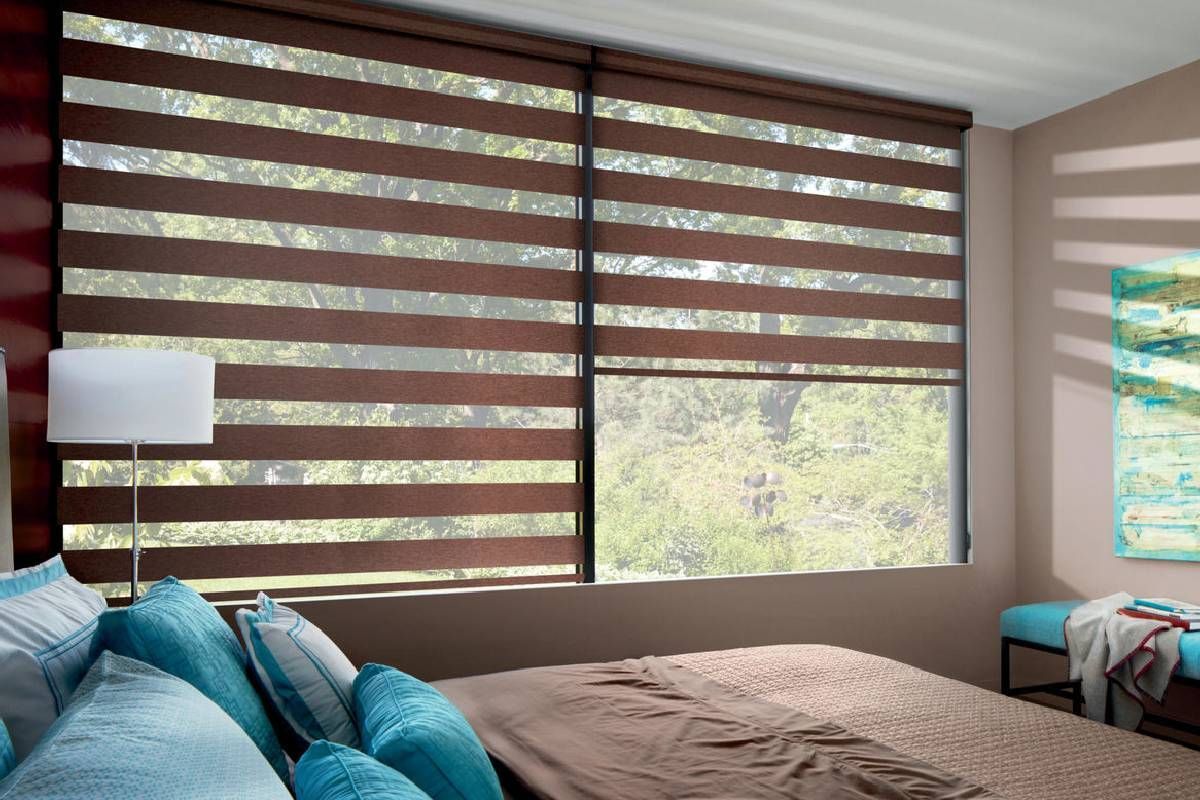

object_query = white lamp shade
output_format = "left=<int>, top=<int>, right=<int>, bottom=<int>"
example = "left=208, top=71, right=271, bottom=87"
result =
left=47, top=348, right=215, bottom=444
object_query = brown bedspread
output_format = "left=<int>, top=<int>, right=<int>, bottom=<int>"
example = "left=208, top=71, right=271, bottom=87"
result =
left=437, top=654, right=997, bottom=799
left=670, top=645, right=1200, bottom=800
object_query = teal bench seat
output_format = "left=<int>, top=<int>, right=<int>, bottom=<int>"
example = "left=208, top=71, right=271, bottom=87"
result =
left=1001, top=600, right=1200, bottom=682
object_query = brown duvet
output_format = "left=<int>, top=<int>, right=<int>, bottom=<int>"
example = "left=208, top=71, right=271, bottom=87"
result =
left=436, top=644, right=1200, bottom=800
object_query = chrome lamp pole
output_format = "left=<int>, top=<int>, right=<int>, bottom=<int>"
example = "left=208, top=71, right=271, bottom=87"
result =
left=130, top=439, right=141, bottom=599
left=47, top=349, right=214, bottom=601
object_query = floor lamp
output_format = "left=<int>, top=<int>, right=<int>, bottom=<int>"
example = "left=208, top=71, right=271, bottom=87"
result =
left=48, top=348, right=215, bottom=600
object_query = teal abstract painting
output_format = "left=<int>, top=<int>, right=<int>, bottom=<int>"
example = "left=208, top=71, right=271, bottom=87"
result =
left=1113, top=251, right=1200, bottom=561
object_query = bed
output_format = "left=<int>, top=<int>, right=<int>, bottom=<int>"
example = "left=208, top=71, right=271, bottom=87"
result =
left=436, top=644, right=1200, bottom=799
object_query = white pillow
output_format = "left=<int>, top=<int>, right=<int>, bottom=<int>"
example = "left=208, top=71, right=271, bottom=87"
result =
left=236, top=593, right=359, bottom=748
left=0, top=555, right=107, bottom=760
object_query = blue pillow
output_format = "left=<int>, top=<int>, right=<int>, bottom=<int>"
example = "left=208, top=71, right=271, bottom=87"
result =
left=296, top=740, right=431, bottom=800
left=94, top=577, right=287, bottom=780
left=353, top=664, right=501, bottom=800
left=236, top=593, right=359, bottom=748
left=0, top=718, right=14, bottom=782
left=0, top=652, right=290, bottom=799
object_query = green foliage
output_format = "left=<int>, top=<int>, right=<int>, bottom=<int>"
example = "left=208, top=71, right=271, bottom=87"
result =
left=595, top=377, right=950, bottom=579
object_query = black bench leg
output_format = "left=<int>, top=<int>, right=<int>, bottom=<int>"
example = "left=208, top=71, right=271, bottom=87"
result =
left=1000, top=637, right=1011, bottom=695
left=1072, top=680, right=1082, bottom=716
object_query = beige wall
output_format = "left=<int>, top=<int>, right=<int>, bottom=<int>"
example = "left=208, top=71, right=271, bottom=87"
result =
left=1013, top=60, right=1200, bottom=604
left=225, top=126, right=1018, bottom=690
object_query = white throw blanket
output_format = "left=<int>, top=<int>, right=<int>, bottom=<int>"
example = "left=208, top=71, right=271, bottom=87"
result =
left=1065, top=592, right=1182, bottom=729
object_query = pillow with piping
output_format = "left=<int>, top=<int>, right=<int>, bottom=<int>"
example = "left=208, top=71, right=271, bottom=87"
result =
left=236, top=592, right=359, bottom=750
left=0, top=555, right=106, bottom=761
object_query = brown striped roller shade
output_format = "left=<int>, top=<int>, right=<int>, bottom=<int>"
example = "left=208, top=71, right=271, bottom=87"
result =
left=54, top=0, right=969, bottom=598
left=56, top=0, right=589, bottom=597
left=589, top=52, right=966, bottom=382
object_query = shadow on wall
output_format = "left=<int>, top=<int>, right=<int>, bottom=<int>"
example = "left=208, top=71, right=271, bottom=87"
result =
left=1022, top=127, right=1200, bottom=605
left=1052, top=137, right=1200, bottom=390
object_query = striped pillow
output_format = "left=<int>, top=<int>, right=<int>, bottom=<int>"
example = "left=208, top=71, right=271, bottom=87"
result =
left=237, top=594, right=359, bottom=749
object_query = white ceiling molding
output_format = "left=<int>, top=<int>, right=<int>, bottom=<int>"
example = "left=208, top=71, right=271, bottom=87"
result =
left=373, top=0, right=1200, bottom=128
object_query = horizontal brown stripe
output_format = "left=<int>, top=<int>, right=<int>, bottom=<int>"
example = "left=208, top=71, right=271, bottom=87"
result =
left=594, top=70, right=963, bottom=150
left=58, top=482, right=584, bottom=524
left=58, top=295, right=584, bottom=354
left=596, top=117, right=961, bottom=193
left=595, top=326, right=962, bottom=369
left=595, top=222, right=962, bottom=281
left=60, top=39, right=583, bottom=144
left=60, top=105, right=956, bottom=237
left=596, top=169, right=959, bottom=236
left=596, top=274, right=961, bottom=325
left=595, top=367, right=960, bottom=386
left=196, top=572, right=582, bottom=604
left=61, top=535, right=584, bottom=581
left=60, top=103, right=581, bottom=197
left=594, top=49, right=971, bottom=130
left=60, top=167, right=580, bottom=250
left=58, top=425, right=583, bottom=461
left=59, top=231, right=583, bottom=302
left=212, top=364, right=583, bottom=407
left=63, top=0, right=586, bottom=90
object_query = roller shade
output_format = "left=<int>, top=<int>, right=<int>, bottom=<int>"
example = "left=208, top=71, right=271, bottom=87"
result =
left=589, top=56, right=965, bottom=383
left=52, top=0, right=970, bottom=598
left=56, top=0, right=588, bottom=598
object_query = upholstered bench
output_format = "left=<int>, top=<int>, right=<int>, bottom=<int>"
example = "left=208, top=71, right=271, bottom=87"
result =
left=1000, top=601, right=1200, bottom=740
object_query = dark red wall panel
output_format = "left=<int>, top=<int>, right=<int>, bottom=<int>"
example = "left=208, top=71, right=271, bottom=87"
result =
left=0, top=0, right=54, bottom=566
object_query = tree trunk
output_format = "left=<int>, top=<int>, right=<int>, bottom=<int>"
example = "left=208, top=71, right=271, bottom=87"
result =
left=756, top=311, right=807, bottom=443
left=755, top=157, right=811, bottom=445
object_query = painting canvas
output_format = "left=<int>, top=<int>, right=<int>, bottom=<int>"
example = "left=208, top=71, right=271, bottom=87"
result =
left=1113, top=251, right=1200, bottom=561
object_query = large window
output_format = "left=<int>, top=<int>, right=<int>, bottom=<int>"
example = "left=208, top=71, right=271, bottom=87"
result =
left=588, top=64, right=966, bottom=580
left=54, top=0, right=969, bottom=600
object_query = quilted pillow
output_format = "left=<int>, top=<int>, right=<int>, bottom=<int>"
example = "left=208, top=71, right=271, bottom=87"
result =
left=0, top=555, right=106, bottom=759
left=0, top=652, right=291, bottom=800
left=295, top=740, right=431, bottom=800
left=94, top=577, right=288, bottom=780
left=236, top=593, right=358, bottom=748
left=354, top=664, right=501, bottom=800
left=0, top=718, right=14, bottom=782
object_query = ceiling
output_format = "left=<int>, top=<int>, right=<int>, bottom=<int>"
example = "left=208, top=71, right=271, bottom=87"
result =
left=377, top=0, right=1200, bottom=129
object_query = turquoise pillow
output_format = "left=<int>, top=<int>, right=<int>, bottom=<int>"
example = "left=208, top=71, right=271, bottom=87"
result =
left=94, top=577, right=287, bottom=780
left=0, top=652, right=290, bottom=799
left=353, top=664, right=501, bottom=800
left=296, top=740, right=431, bottom=800
left=0, top=718, right=14, bottom=782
